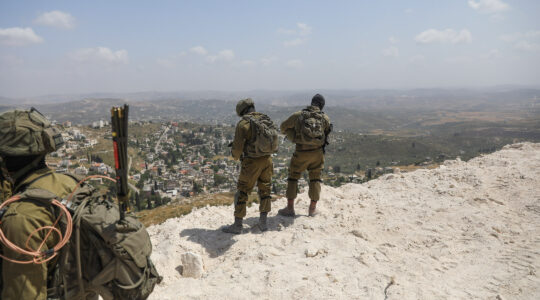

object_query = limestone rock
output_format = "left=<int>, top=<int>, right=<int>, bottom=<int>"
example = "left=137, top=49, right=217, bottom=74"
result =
left=305, top=247, right=319, bottom=257
left=181, top=252, right=204, bottom=278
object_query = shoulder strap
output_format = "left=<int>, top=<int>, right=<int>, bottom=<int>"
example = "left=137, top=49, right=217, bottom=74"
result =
left=298, top=110, right=307, bottom=121
left=14, top=171, right=55, bottom=194
left=61, top=172, right=84, bottom=184
left=242, top=114, right=253, bottom=127
left=241, top=114, right=256, bottom=143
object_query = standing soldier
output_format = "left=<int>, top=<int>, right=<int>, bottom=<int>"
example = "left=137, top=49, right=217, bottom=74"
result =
left=222, top=98, right=278, bottom=233
left=278, top=94, right=332, bottom=217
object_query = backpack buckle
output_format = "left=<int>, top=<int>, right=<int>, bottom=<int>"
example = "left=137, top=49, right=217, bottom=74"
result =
left=61, top=198, right=73, bottom=210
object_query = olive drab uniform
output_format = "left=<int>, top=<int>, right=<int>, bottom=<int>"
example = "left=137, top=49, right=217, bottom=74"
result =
left=1, top=109, right=162, bottom=299
left=281, top=105, right=331, bottom=203
left=231, top=112, right=274, bottom=218
left=0, top=108, right=68, bottom=299
left=1, top=168, right=78, bottom=300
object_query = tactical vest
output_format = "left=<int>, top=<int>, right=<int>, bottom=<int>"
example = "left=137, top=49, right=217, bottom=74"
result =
left=242, top=112, right=279, bottom=157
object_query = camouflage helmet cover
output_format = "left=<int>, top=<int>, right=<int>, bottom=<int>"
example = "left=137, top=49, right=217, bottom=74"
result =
left=0, top=108, right=64, bottom=157
left=236, top=98, right=255, bottom=116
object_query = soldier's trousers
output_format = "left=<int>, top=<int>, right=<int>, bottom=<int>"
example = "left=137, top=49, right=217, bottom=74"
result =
left=234, top=156, right=273, bottom=218
left=286, top=148, right=324, bottom=201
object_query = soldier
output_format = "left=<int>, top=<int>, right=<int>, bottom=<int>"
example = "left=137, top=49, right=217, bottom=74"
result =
left=0, top=108, right=80, bottom=299
left=278, top=94, right=332, bottom=217
left=222, top=98, right=278, bottom=234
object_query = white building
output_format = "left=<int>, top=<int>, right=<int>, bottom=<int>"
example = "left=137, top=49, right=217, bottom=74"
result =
left=74, top=166, right=89, bottom=176
left=91, top=120, right=108, bottom=129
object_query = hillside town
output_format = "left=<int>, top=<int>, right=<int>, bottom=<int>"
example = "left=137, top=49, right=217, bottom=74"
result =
left=46, top=119, right=362, bottom=211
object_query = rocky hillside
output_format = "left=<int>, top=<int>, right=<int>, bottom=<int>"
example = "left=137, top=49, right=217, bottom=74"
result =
left=147, top=143, right=540, bottom=299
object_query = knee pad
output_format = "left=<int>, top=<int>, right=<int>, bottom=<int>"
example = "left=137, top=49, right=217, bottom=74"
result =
left=234, top=190, right=248, bottom=206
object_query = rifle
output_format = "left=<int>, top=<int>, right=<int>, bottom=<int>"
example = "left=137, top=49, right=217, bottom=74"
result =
left=322, top=123, right=333, bottom=154
left=111, top=105, right=130, bottom=220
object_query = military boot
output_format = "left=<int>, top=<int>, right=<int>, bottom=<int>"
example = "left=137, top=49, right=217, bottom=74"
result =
left=222, top=217, right=243, bottom=234
left=278, top=199, right=295, bottom=217
left=308, top=200, right=318, bottom=217
left=258, top=212, right=268, bottom=231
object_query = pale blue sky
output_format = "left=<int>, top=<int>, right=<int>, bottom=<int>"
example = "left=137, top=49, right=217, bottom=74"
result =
left=0, top=0, right=539, bottom=97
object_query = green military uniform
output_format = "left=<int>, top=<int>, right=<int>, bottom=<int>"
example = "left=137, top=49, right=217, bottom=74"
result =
left=0, top=108, right=68, bottom=299
left=281, top=105, right=331, bottom=203
left=231, top=112, right=273, bottom=218
left=1, top=168, right=77, bottom=300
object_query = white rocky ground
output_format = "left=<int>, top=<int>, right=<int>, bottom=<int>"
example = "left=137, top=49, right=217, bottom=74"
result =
left=147, top=143, right=540, bottom=300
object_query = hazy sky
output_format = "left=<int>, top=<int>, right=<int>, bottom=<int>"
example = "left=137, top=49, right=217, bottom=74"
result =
left=1, top=0, right=539, bottom=97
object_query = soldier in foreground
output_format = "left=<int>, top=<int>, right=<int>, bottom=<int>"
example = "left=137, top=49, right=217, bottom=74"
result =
left=278, top=94, right=332, bottom=217
left=0, top=108, right=161, bottom=300
left=0, top=108, right=78, bottom=299
left=222, top=98, right=278, bottom=233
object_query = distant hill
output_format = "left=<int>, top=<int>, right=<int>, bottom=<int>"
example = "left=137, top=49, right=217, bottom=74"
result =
left=0, top=105, right=17, bottom=113
left=2, top=87, right=539, bottom=109
left=2, top=88, right=538, bottom=139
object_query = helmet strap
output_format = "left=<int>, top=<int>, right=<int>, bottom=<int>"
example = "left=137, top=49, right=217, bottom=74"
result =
left=241, top=106, right=255, bottom=116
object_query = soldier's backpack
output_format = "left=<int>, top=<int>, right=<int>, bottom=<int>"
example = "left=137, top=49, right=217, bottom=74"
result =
left=243, top=113, right=279, bottom=157
left=294, top=108, right=329, bottom=146
left=9, top=174, right=162, bottom=300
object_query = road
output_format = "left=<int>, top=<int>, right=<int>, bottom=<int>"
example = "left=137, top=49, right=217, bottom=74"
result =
left=154, top=125, right=171, bottom=153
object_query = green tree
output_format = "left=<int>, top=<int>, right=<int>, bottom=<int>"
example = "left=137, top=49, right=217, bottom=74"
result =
left=193, top=181, right=203, bottom=194
left=146, top=196, right=152, bottom=210
left=135, top=192, right=142, bottom=211
left=153, top=194, right=163, bottom=207
left=214, top=174, right=227, bottom=186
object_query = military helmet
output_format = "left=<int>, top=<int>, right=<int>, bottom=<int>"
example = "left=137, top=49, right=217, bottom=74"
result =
left=311, top=94, right=325, bottom=109
left=236, top=98, right=255, bottom=116
left=0, top=108, right=64, bottom=157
